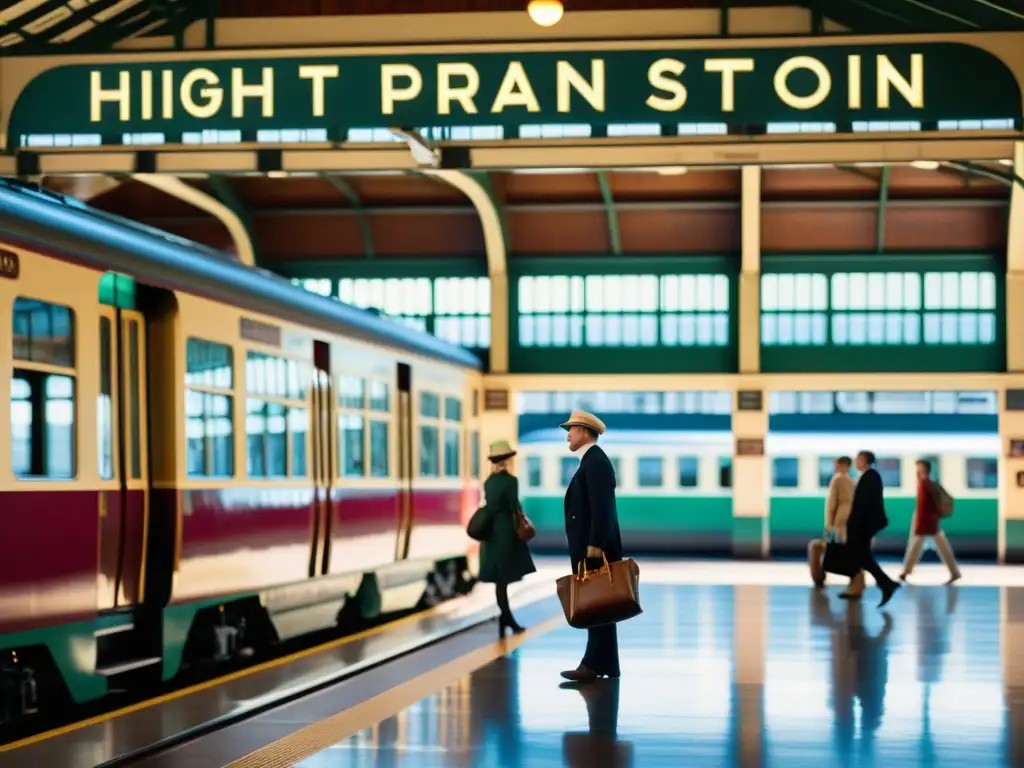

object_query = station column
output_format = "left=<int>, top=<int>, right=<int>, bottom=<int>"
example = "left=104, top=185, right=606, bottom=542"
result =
left=1003, top=141, right=1024, bottom=563
left=732, top=165, right=769, bottom=558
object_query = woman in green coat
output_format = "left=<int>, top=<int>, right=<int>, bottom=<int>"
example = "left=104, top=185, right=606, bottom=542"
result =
left=479, top=439, right=536, bottom=637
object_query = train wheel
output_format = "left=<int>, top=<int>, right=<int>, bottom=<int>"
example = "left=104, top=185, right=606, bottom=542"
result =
left=0, top=646, right=69, bottom=738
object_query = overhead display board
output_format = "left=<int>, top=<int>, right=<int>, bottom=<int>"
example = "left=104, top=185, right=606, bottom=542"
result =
left=5, top=42, right=1021, bottom=145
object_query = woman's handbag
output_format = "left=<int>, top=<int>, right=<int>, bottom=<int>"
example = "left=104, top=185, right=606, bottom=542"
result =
left=466, top=505, right=494, bottom=542
left=555, top=553, right=642, bottom=629
left=514, top=505, right=536, bottom=542
left=822, top=533, right=859, bottom=577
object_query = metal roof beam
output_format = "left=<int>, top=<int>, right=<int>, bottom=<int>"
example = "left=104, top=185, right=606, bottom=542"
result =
left=321, top=173, right=375, bottom=259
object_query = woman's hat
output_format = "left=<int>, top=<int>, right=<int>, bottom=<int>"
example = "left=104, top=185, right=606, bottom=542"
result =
left=559, top=409, right=606, bottom=435
left=487, top=439, right=517, bottom=461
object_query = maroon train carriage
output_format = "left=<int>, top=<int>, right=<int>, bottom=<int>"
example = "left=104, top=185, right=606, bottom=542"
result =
left=0, top=181, right=484, bottom=728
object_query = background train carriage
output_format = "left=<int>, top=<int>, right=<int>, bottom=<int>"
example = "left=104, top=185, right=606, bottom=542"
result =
left=0, top=181, right=483, bottom=725
left=518, top=429, right=999, bottom=558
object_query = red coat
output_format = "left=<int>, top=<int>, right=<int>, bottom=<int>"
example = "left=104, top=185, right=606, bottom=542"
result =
left=913, top=479, right=940, bottom=536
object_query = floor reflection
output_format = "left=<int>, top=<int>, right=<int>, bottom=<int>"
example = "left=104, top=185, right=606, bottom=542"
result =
left=299, top=581, right=1018, bottom=767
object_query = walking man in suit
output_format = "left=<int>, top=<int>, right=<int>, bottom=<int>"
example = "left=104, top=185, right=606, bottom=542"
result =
left=560, top=409, right=623, bottom=683
left=846, top=451, right=900, bottom=608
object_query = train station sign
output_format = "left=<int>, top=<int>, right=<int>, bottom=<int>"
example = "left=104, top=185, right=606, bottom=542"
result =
left=6, top=42, right=1021, bottom=143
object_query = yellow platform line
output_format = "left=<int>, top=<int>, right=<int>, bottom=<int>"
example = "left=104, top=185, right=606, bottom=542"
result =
left=0, top=600, right=463, bottom=754
left=226, top=614, right=563, bottom=768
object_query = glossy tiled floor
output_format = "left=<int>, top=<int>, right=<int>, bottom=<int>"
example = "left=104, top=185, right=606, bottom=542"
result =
left=296, top=568, right=1024, bottom=767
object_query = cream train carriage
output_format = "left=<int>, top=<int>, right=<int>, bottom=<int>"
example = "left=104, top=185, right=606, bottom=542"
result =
left=517, top=429, right=999, bottom=557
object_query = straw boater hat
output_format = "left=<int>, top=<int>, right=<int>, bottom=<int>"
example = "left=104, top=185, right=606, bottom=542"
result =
left=487, top=440, right=517, bottom=462
left=559, top=409, right=606, bottom=435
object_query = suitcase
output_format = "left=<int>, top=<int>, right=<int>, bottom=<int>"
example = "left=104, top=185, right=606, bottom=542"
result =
left=808, top=538, right=826, bottom=587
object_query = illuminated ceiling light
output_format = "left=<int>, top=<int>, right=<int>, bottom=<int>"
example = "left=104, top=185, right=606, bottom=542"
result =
left=267, top=170, right=288, bottom=178
left=910, top=160, right=940, bottom=171
left=527, top=0, right=564, bottom=28
left=656, top=166, right=688, bottom=176
left=998, top=159, right=1013, bottom=166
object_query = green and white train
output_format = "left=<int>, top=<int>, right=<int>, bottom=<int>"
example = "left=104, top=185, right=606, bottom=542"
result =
left=517, top=429, right=1000, bottom=558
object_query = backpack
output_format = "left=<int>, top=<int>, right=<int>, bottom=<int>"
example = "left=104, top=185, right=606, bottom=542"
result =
left=931, top=482, right=954, bottom=518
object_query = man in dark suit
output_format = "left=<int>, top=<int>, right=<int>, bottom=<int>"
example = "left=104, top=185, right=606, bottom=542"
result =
left=559, top=409, right=624, bottom=683
left=846, top=451, right=899, bottom=608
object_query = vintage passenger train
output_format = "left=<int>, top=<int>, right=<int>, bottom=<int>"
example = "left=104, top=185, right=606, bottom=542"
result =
left=519, top=429, right=1000, bottom=557
left=0, top=181, right=482, bottom=727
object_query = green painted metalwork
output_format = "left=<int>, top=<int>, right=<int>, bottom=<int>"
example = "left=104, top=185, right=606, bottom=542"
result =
left=876, top=164, right=890, bottom=253
left=465, top=170, right=510, bottom=250
left=9, top=43, right=1021, bottom=144
left=208, top=175, right=261, bottom=266
left=508, top=255, right=739, bottom=375
left=596, top=171, right=622, bottom=256
left=322, top=174, right=375, bottom=259
left=273, top=257, right=485, bottom=280
left=760, top=253, right=1005, bottom=373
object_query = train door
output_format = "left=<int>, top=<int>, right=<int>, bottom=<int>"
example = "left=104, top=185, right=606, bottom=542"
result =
left=96, top=307, right=149, bottom=612
left=308, top=340, right=335, bottom=577
left=394, top=363, right=414, bottom=560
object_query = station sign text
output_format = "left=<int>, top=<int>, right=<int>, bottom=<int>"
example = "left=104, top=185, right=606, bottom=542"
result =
left=7, top=43, right=1020, bottom=140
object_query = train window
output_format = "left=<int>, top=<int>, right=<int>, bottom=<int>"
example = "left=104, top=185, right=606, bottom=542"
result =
left=98, top=317, right=115, bottom=480
left=369, top=420, right=389, bottom=477
left=445, top=397, right=462, bottom=422
left=247, top=400, right=288, bottom=478
left=339, top=413, right=365, bottom=477
left=339, top=376, right=365, bottom=410
left=818, top=458, right=835, bottom=489
left=560, top=456, right=578, bottom=486
left=609, top=457, right=621, bottom=481
left=420, top=392, right=441, bottom=419
left=718, top=457, right=732, bottom=489
left=368, top=381, right=390, bottom=412
left=246, top=351, right=309, bottom=479
left=247, top=351, right=307, bottom=400
left=966, top=458, right=998, bottom=489
left=678, top=456, right=699, bottom=488
left=290, top=409, right=308, bottom=476
left=443, top=427, right=460, bottom=477
left=420, top=425, right=440, bottom=477
left=185, top=391, right=234, bottom=478
left=185, top=338, right=233, bottom=388
left=13, top=297, right=75, bottom=367
left=876, top=457, right=901, bottom=488
left=772, top=457, right=799, bottom=488
left=469, top=431, right=480, bottom=478
left=638, top=457, right=663, bottom=488
left=11, top=373, right=76, bottom=479
left=526, top=456, right=542, bottom=487
left=128, top=320, right=142, bottom=480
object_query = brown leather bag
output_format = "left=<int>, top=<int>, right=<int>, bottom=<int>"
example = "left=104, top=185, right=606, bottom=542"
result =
left=514, top=505, right=536, bottom=542
left=556, top=554, right=642, bottom=629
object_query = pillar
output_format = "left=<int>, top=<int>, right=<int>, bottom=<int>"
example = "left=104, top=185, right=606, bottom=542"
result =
left=732, top=165, right=769, bottom=558
left=1003, top=142, right=1024, bottom=562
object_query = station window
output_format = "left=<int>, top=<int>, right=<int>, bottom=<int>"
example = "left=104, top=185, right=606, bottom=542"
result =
left=245, top=351, right=309, bottom=479
left=638, top=457, right=664, bottom=488
left=678, top=456, right=699, bottom=488
left=876, top=457, right=902, bottom=489
left=760, top=273, right=828, bottom=346
left=966, top=458, right=998, bottom=489
left=517, top=273, right=730, bottom=348
left=338, top=376, right=391, bottom=479
left=12, top=299, right=78, bottom=480
left=526, top=456, right=542, bottom=488
left=772, top=457, right=799, bottom=489
left=718, top=457, right=732, bottom=489
left=434, top=277, right=491, bottom=349
left=291, top=278, right=333, bottom=298
left=185, top=338, right=234, bottom=478
left=336, top=276, right=492, bottom=350
left=560, top=456, right=578, bottom=486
